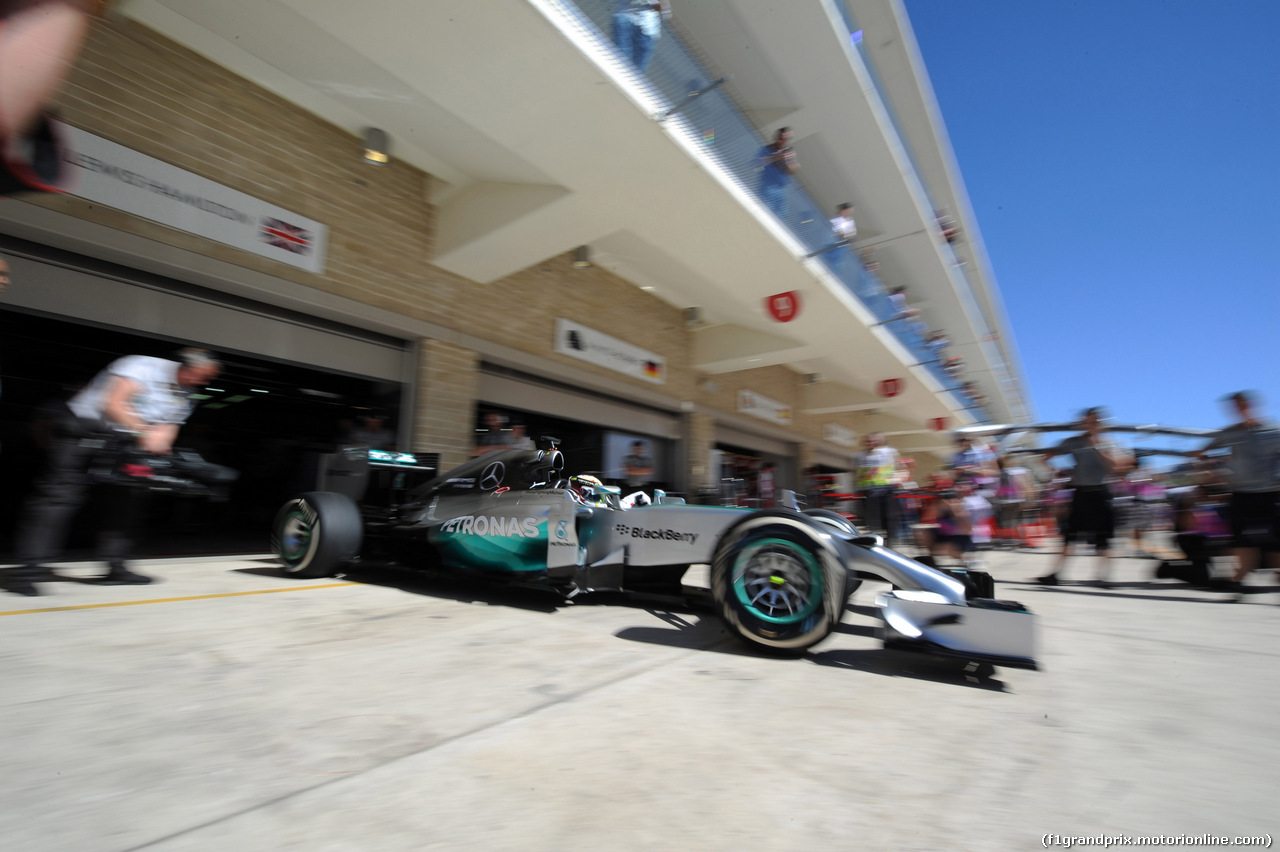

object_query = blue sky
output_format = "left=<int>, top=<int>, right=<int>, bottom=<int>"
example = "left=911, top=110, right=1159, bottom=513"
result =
left=905, top=0, right=1280, bottom=448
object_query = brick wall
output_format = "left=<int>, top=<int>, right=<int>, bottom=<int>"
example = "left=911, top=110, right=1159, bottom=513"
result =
left=414, top=339, right=479, bottom=470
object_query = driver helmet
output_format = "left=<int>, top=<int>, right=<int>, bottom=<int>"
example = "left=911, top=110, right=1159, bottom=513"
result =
left=568, top=474, right=605, bottom=504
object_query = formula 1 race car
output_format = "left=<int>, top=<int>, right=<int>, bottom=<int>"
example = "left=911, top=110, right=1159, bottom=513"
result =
left=270, top=438, right=1037, bottom=667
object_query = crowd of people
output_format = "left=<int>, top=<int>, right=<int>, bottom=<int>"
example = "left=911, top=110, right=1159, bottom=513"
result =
left=843, top=394, right=1279, bottom=601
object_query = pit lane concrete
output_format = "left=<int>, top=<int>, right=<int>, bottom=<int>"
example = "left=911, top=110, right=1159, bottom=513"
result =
left=1, top=547, right=1276, bottom=851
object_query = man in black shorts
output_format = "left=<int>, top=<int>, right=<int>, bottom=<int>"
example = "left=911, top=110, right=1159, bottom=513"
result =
left=1199, top=391, right=1280, bottom=601
left=1034, top=407, right=1128, bottom=587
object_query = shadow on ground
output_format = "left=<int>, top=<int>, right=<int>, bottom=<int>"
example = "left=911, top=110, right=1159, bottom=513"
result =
left=1000, top=577, right=1278, bottom=605
left=807, top=648, right=1009, bottom=691
left=235, top=563, right=566, bottom=613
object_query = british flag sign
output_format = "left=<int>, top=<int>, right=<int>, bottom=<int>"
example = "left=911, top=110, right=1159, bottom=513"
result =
left=260, top=218, right=312, bottom=255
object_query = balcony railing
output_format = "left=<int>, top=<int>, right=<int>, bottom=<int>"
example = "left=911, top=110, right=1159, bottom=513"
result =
left=544, top=0, right=989, bottom=421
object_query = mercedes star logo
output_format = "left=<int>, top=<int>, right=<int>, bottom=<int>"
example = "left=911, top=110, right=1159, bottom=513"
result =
left=479, top=461, right=505, bottom=491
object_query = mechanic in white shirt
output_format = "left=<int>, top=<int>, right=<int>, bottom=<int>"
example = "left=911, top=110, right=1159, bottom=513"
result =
left=3, top=348, right=221, bottom=596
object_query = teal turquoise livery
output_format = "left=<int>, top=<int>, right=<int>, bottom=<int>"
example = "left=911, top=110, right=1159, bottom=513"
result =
left=431, top=515, right=547, bottom=572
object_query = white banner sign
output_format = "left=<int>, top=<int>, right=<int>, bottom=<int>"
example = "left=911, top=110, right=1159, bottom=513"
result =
left=738, top=389, right=792, bottom=425
left=823, top=422, right=857, bottom=448
left=56, top=122, right=328, bottom=273
left=554, top=318, right=665, bottom=384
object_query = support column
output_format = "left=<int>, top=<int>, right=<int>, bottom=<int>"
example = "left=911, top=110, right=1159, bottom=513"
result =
left=684, top=411, right=716, bottom=495
left=795, top=442, right=817, bottom=491
left=413, top=337, right=480, bottom=471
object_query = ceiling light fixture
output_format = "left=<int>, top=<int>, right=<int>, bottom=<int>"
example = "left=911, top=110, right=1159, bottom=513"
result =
left=362, top=128, right=390, bottom=166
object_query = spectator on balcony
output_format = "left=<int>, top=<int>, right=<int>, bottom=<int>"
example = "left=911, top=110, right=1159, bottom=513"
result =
left=851, top=247, right=881, bottom=300
left=924, top=329, right=949, bottom=361
left=612, top=0, right=669, bottom=73
left=758, top=127, right=798, bottom=219
left=943, top=356, right=965, bottom=380
left=884, top=285, right=926, bottom=336
left=960, top=381, right=987, bottom=409
left=859, top=248, right=881, bottom=274
left=936, top=209, right=960, bottom=244
left=830, top=202, right=857, bottom=244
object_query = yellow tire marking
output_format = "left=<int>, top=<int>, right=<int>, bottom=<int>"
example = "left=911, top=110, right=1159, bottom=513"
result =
left=0, top=582, right=358, bottom=617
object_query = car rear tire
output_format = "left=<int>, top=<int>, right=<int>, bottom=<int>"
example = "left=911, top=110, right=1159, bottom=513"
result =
left=710, top=511, right=847, bottom=654
left=272, top=491, right=363, bottom=578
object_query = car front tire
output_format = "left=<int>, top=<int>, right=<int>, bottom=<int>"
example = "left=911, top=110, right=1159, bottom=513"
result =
left=710, top=511, right=847, bottom=654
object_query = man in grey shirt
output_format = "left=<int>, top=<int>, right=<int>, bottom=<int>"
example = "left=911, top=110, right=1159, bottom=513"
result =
left=2, top=348, right=221, bottom=596
left=1199, top=391, right=1280, bottom=599
left=1034, top=407, right=1128, bottom=587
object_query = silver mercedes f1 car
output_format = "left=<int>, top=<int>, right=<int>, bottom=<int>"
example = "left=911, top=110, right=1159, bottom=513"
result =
left=271, top=438, right=1037, bottom=668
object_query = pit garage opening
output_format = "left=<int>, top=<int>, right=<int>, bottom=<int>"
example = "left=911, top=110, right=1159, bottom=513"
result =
left=0, top=310, right=405, bottom=560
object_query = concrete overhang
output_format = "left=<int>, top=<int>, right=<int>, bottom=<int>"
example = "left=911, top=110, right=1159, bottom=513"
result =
left=692, top=324, right=816, bottom=375
left=119, top=0, right=1014, bottom=429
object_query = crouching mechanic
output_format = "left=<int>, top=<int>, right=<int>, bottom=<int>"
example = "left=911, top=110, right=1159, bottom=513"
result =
left=1, top=348, right=221, bottom=596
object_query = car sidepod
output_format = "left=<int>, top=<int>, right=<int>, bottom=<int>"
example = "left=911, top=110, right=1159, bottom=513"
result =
left=425, top=490, right=579, bottom=575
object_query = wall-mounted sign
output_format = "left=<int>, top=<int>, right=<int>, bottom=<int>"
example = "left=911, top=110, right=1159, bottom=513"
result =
left=56, top=122, right=328, bottom=273
left=823, top=423, right=857, bottom=448
left=554, top=318, right=666, bottom=384
left=738, top=389, right=792, bottom=425
left=764, top=290, right=802, bottom=323
left=877, top=378, right=904, bottom=398
left=929, top=417, right=949, bottom=432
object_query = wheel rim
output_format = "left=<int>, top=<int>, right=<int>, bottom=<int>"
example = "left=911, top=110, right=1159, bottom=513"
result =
left=731, top=537, right=822, bottom=624
left=279, top=507, right=316, bottom=567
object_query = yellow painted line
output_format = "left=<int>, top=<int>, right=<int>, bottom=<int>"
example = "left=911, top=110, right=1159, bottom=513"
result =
left=0, top=582, right=359, bottom=617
